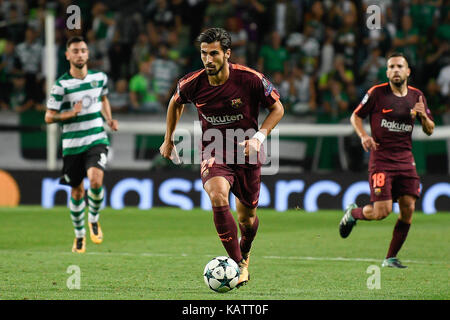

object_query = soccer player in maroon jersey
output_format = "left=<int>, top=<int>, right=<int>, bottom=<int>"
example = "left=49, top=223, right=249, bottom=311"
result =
left=159, top=28, right=284, bottom=287
left=339, top=52, right=435, bottom=268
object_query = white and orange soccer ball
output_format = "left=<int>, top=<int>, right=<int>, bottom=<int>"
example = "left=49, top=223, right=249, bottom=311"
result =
left=203, top=256, right=240, bottom=293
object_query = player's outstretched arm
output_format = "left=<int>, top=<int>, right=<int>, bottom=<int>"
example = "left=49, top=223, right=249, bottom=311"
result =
left=413, top=96, right=434, bottom=136
left=350, top=112, right=379, bottom=152
left=101, top=96, right=119, bottom=131
left=259, top=100, right=285, bottom=137
left=420, top=116, right=434, bottom=136
left=160, top=96, right=184, bottom=161
left=44, top=101, right=82, bottom=123
left=240, top=100, right=284, bottom=156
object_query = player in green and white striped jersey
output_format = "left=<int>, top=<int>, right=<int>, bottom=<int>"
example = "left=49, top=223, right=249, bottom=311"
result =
left=45, top=36, right=119, bottom=253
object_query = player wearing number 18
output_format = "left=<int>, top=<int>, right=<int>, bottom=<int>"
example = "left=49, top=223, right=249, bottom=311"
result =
left=45, top=36, right=119, bottom=253
left=339, top=52, right=435, bottom=268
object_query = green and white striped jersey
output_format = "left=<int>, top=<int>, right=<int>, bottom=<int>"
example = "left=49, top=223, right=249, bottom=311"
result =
left=47, top=70, right=109, bottom=156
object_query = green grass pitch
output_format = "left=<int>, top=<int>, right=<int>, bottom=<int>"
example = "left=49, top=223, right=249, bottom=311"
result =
left=0, top=206, right=448, bottom=300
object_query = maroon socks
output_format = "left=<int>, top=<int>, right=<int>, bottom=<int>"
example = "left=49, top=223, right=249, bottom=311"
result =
left=386, top=219, right=411, bottom=258
left=239, top=216, right=259, bottom=255
left=350, top=206, right=411, bottom=259
left=351, top=207, right=367, bottom=220
left=213, top=205, right=242, bottom=263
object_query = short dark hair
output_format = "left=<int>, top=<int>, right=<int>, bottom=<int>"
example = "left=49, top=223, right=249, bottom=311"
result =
left=66, top=36, right=86, bottom=49
left=196, top=28, right=231, bottom=52
left=387, top=52, right=409, bottom=66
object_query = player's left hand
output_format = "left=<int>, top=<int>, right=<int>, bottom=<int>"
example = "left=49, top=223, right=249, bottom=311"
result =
left=239, top=138, right=261, bottom=157
left=412, top=96, right=426, bottom=118
left=107, top=119, right=119, bottom=131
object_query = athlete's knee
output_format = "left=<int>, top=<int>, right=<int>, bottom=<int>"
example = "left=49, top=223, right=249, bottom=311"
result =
left=208, top=190, right=229, bottom=207
left=238, top=215, right=257, bottom=228
left=401, top=202, right=415, bottom=214
left=399, top=200, right=415, bottom=223
left=71, top=185, right=84, bottom=200
left=400, top=195, right=415, bottom=209
left=374, top=206, right=391, bottom=220
left=88, top=169, right=103, bottom=189
left=89, top=179, right=103, bottom=189
left=238, top=208, right=256, bottom=223
left=399, top=213, right=413, bottom=224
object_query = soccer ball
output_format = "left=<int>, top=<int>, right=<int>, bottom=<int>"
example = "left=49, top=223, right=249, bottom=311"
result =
left=203, top=256, right=240, bottom=293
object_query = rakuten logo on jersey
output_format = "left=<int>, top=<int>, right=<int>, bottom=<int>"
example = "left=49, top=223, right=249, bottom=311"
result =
left=380, top=119, right=413, bottom=133
left=201, top=113, right=244, bottom=125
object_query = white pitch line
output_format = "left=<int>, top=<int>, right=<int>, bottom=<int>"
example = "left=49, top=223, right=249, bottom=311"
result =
left=59, top=251, right=429, bottom=265
left=262, top=255, right=426, bottom=264
left=0, top=250, right=437, bottom=264
left=82, top=251, right=173, bottom=257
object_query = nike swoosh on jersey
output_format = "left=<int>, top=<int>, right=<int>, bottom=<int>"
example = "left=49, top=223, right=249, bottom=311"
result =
left=382, top=108, right=393, bottom=113
left=196, top=102, right=206, bottom=107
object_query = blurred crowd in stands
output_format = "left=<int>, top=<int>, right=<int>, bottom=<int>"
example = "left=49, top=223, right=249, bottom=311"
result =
left=0, top=0, right=449, bottom=124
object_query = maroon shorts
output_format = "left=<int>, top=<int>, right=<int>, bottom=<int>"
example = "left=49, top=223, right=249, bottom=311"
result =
left=368, top=169, right=421, bottom=202
left=200, top=158, right=261, bottom=209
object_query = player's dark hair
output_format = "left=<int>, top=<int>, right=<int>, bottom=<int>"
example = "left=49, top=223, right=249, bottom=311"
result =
left=387, top=52, right=409, bottom=66
left=66, top=36, right=86, bottom=49
left=196, top=28, right=231, bottom=52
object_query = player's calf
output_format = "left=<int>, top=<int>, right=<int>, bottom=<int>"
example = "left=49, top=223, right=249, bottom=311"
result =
left=238, top=216, right=259, bottom=267
left=398, top=195, right=415, bottom=224
left=363, top=201, right=392, bottom=221
left=371, top=206, right=391, bottom=220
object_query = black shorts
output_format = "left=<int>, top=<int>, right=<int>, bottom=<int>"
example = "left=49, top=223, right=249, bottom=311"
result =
left=60, top=144, right=109, bottom=187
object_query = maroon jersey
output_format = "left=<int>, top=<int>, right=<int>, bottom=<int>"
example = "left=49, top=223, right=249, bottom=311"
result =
left=355, top=82, right=433, bottom=171
left=174, top=63, right=280, bottom=166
